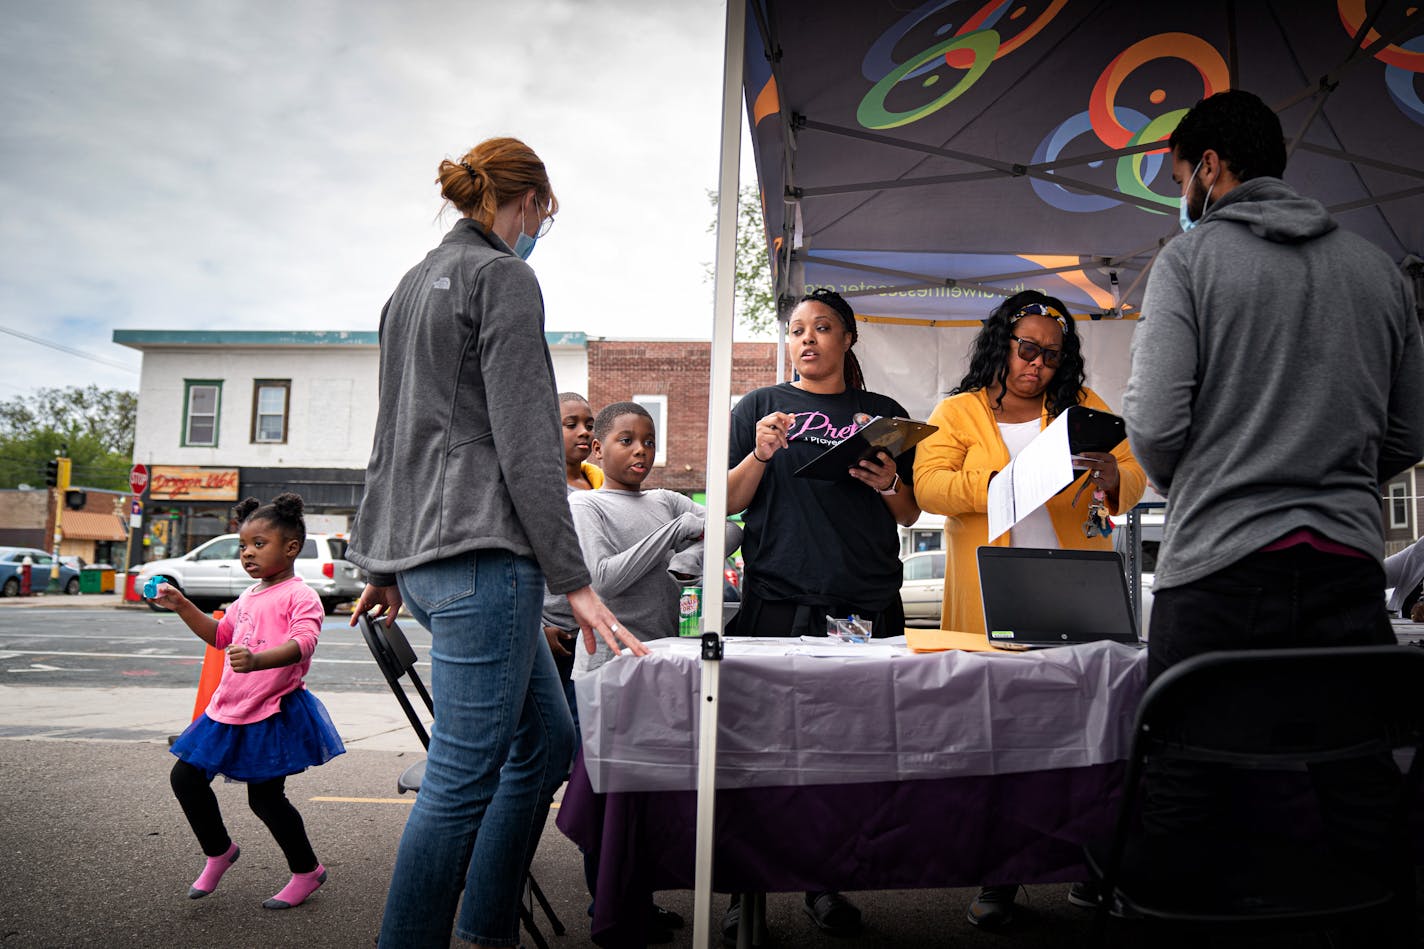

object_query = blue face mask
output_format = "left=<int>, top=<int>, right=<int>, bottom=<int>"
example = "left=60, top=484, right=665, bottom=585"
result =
left=510, top=204, right=538, bottom=260
left=1178, top=158, right=1212, bottom=233
left=512, top=231, right=537, bottom=260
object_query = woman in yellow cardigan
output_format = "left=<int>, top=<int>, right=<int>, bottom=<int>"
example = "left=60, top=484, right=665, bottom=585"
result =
left=913, top=289, right=1145, bottom=928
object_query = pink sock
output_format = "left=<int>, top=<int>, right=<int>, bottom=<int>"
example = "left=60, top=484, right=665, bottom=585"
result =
left=262, top=864, right=326, bottom=910
left=188, top=843, right=239, bottom=899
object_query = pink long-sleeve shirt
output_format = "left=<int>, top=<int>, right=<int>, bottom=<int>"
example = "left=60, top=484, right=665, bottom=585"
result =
left=205, top=576, right=324, bottom=725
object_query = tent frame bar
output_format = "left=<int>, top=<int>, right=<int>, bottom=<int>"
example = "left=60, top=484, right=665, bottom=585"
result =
left=692, top=0, right=745, bottom=945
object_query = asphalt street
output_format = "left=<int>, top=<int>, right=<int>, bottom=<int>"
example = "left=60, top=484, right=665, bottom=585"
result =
left=0, top=603, right=413, bottom=693
left=0, top=598, right=1376, bottom=947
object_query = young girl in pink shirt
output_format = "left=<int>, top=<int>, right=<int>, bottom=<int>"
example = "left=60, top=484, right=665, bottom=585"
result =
left=152, top=493, right=345, bottom=910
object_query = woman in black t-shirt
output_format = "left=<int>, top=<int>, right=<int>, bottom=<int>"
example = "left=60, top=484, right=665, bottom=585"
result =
left=727, top=288, right=920, bottom=640
left=723, top=287, right=920, bottom=939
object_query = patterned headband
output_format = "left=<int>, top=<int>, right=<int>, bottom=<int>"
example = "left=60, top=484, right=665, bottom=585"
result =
left=1009, top=302, right=1067, bottom=328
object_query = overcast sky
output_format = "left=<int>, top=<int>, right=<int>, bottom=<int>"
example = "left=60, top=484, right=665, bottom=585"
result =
left=0, top=0, right=756, bottom=399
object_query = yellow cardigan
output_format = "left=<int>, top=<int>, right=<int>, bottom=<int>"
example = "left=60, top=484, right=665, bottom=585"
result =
left=912, top=388, right=1146, bottom=635
left=580, top=462, right=605, bottom=489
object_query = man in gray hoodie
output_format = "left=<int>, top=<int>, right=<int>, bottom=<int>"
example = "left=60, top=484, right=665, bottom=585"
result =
left=1123, top=90, right=1424, bottom=942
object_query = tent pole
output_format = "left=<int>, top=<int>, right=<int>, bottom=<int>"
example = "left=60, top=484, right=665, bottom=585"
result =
left=693, top=0, right=745, bottom=945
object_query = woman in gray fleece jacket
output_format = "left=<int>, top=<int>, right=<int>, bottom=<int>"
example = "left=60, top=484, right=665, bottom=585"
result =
left=347, top=137, right=645, bottom=949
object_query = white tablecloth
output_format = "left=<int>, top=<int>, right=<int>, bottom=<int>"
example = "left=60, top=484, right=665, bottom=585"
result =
left=576, top=637, right=1148, bottom=793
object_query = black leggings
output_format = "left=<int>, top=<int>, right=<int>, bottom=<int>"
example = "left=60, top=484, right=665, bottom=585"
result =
left=170, top=759, right=317, bottom=873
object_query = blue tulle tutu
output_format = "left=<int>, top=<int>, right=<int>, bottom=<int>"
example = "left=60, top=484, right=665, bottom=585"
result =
left=171, top=688, right=346, bottom=783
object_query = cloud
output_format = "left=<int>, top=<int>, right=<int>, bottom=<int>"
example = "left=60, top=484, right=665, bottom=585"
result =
left=0, top=0, right=742, bottom=395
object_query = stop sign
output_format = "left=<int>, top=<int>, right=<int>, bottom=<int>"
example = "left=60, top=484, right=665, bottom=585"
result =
left=129, top=463, right=149, bottom=496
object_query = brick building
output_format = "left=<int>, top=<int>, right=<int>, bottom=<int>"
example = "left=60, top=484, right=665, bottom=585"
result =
left=588, top=340, right=779, bottom=493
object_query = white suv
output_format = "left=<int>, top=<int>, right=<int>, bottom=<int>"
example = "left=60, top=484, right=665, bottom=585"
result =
left=137, top=533, right=363, bottom=614
left=901, top=550, right=946, bottom=626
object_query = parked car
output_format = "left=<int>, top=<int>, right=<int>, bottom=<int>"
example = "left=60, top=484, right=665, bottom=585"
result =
left=901, top=550, right=945, bottom=626
left=0, top=547, right=81, bottom=596
left=136, top=533, right=363, bottom=614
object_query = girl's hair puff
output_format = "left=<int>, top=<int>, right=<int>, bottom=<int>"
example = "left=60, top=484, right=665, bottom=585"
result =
left=232, top=493, right=307, bottom=546
left=436, top=137, right=558, bottom=233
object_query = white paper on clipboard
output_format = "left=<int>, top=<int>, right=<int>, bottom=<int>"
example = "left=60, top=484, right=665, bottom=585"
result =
left=986, top=410, right=1077, bottom=542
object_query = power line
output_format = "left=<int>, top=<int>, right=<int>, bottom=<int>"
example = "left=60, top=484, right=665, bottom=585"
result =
left=0, top=325, right=138, bottom=373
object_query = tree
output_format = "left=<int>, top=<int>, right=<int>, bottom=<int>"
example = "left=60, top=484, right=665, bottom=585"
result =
left=705, top=185, right=778, bottom=336
left=0, top=385, right=138, bottom=491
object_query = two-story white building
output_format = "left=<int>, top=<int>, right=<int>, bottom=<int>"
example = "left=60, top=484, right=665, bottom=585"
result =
left=114, top=329, right=589, bottom=559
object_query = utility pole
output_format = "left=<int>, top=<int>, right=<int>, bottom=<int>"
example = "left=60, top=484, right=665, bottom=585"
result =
left=44, top=445, right=71, bottom=593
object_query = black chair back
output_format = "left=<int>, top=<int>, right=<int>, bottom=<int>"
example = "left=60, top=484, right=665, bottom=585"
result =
left=357, top=611, right=434, bottom=749
left=1138, top=645, right=1424, bottom=766
left=1088, top=645, right=1424, bottom=943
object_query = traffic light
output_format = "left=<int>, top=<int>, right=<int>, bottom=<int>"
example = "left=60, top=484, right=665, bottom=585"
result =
left=65, top=489, right=87, bottom=510
left=44, top=459, right=59, bottom=487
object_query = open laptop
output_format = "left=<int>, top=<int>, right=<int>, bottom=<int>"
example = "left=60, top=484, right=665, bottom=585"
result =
left=977, top=546, right=1143, bottom=649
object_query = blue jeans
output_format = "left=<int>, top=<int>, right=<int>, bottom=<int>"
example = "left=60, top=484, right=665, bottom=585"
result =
left=378, top=550, right=575, bottom=948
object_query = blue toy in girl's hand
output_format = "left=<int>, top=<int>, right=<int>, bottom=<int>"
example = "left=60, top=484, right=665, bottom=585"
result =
left=143, top=576, right=160, bottom=599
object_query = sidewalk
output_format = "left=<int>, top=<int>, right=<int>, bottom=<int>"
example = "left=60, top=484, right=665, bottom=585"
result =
left=0, top=684, right=424, bottom=752
left=0, top=591, right=143, bottom=609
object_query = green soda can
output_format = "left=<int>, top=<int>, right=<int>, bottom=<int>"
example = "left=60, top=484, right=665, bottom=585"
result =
left=678, top=586, right=702, bottom=636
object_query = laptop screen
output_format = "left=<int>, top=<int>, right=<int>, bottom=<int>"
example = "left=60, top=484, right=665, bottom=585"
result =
left=977, top=547, right=1140, bottom=645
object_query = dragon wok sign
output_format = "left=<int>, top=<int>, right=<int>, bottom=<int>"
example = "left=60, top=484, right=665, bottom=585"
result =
left=148, top=467, right=240, bottom=501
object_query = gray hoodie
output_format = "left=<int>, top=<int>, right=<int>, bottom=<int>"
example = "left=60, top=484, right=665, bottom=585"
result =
left=348, top=218, right=591, bottom=595
left=1124, top=177, right=1424, bottom=590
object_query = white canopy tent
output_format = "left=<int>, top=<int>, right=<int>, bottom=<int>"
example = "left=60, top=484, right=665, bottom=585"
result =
left=691, top=3, right=1424, bottom=945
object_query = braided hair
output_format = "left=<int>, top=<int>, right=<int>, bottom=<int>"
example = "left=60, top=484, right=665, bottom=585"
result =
left=951, top=290, right=1086, bottom=418
left=231, top=492, right=307, bottom=546
left=796, top=288, right=865, bottom=390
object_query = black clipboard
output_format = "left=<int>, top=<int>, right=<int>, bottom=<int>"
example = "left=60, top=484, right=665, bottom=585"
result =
left=793, top=416, right=939, bottom=482
left=1066, top=406, right=1126, bottom=454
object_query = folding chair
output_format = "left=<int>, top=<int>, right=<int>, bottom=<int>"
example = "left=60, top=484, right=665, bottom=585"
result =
left=357, top=612, right=565, bottom=949
left=1084, top=645, right=1424, bottom=946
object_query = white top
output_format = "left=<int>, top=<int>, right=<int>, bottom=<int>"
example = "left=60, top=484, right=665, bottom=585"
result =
left=998, top=419, right=1061, bottom=550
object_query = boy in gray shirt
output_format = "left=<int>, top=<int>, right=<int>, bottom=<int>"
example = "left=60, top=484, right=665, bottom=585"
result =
left=570, top=401, right=742, bottom=678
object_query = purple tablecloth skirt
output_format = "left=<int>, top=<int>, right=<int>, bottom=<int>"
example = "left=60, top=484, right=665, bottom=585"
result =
left=556, top=752, right=1127, bottom=948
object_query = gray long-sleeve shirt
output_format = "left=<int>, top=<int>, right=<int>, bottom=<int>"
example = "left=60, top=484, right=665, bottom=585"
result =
left=1124, top=177, right=1424, bottom=590
left=569, top=488, right=742, bottom=677
left=347, top=219, right=590, bottom=595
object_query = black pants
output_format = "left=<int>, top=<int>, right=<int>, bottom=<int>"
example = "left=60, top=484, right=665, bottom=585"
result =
left=1144, top=545, right=1410, bottom=944
left=170, top=759, right=318, bottom=873
left=731, top=587, right=905, bottom=639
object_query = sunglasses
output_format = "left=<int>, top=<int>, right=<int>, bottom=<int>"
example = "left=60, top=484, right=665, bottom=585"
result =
left=1009, top=334, right=1064, bottom=368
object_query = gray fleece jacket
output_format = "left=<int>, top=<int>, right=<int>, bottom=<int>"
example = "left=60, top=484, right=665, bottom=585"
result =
left=1124, top=177, right=1424, bottom=590
left=347, top=218, right=591, bottom=595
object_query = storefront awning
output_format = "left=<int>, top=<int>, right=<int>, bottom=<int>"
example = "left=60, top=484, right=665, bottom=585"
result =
left=61, top=511, right=129, bottom=542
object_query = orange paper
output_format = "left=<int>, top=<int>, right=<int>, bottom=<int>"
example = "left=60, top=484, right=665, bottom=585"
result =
left=905, top=629, right=995, bottom=653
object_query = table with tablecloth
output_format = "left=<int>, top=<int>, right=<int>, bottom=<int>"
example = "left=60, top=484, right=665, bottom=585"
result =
left=555, top=637, right=1147, bottom=947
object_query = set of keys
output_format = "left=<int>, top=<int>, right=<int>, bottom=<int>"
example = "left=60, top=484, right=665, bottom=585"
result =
left=1071, top=473, right=1114, bottom=538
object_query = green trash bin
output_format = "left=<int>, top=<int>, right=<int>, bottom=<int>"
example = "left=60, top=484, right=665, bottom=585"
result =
left=79, top=567, right=104, bottom=594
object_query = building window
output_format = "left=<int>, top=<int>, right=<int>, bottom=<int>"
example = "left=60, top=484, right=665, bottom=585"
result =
left=632, top=394, right=668, bottom=467
left=183, top=381, right=221, bottom=447
left=1389, top=482, right=1410, bottom=529
left=252, top=379, right=290, bottom=444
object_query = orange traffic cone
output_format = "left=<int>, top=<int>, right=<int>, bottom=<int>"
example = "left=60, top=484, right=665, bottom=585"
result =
left=190, top=609, right=226, bottom=721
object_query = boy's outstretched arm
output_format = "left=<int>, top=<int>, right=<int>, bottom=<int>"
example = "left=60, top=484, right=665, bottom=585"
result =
left=574, top=507, right=704, bottom=600
left=149, top=584, right=219, bottom=647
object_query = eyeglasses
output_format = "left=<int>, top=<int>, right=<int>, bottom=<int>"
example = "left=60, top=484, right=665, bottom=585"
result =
left=1009, top=334, right=1064, bottom=368
left=535, top=209, right=555, bottom=238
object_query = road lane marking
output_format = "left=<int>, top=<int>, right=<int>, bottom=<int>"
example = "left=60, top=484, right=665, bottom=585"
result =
left=308, top=796, right=561, bottom=810
left=0, top=633, right=382, bottom=648
left=0, top=649, right=402, bottom=665
left=310, top=796, right=414, bottom=804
